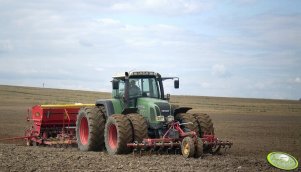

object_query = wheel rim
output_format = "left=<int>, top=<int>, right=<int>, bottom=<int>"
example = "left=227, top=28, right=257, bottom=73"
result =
left=108, top=124, right=117, bottom=149
left=183, top=141, right=190, bottom=156
left=80, top=117, right=89, bottom=145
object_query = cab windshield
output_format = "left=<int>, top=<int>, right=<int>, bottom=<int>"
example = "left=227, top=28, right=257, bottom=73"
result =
left=114, top=77, right=161, bottom=99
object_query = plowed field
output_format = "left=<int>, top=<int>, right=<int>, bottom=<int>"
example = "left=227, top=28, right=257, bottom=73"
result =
left=0, top=85, right=300, bottom=171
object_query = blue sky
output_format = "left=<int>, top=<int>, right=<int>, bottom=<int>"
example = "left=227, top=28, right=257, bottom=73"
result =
left=0, top=0, right=300, bottom=100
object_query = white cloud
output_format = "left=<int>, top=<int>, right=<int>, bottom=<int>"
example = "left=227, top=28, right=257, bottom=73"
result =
left=233, top=14, right=301, bottom=49
left=285, top=77, right=301, bottom=86
left=211, top=64, right=230, bottom=78
left=233, top=0, right=258, bottom=5
left=95, top=67, right=104, bottom=72
left=200, top=82, right=211, bottom=88
left=109, top=0, right=211, bottom=15
left=289, top=77, right=301, bottom=84
left=0, top=40, right=13, bottom=52
left=253, top=82, right=265, bottom=90
left=111, top=2, right=133, bottom=11
left=96, top=18, right=122, bottom=26
left=295, top=77, right=301, bottom=83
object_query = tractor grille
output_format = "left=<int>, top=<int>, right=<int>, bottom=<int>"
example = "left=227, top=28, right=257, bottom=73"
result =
left=150, top=108, right=156, bottom=121
left=155, top=102, right=171, bottom=117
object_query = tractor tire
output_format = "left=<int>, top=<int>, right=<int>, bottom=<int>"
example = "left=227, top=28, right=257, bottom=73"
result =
left=175, top=113, right=199, bottom=135
left=193, top=113, right=215, bottom=153
left=127, top=113, right=148, bottom=142
left=194, top=137, right=203, bottom=158
left=76, top=106, right=106, bottom=151
left=193, top=113, right=214, bottom=137
left=105, top=114, right=133, bottom=155
left=181, top=136, right=195, bottom=158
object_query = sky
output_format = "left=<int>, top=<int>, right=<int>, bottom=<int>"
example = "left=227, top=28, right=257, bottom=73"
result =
left=0, top=0, right=300, bottom=100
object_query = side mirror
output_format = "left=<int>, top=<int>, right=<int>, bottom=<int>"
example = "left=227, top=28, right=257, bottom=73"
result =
left=112, top=79, right=119, bottom=90
left=174, top=80, right=179, bottom=89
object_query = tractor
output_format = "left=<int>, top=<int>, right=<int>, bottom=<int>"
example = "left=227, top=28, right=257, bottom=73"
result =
left=76, top=71, right=232, bottom=158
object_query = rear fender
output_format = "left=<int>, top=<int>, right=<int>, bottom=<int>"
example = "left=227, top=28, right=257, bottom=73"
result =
left=95, top=99, right=115, bottom=117
left=174, top=107, right=192, bottom=115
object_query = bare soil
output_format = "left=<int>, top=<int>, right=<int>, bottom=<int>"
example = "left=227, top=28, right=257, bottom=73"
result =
left=0, top=85, right=300, bottom=172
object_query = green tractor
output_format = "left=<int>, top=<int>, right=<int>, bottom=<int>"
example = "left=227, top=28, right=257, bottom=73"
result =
left=76, top=71, right=232, bottom=158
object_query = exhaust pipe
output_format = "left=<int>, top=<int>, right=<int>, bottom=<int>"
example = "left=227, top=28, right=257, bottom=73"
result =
left=124, top=72, right=129, bottom=109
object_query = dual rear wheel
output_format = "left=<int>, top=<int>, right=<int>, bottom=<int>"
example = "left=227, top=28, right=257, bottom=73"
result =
left=193, top=113, right=220, bottom=154
left=76, top=108, right=147, bottom=155
left=104, top=113, right=148, bottom=155
left=76, top=107, right=106, bottom=151
left=177, top=112, right=216, bottom=156
left=104, top=114, right=133, bottom=154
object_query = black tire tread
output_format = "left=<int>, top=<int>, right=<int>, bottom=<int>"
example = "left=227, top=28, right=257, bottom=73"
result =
left=88, top=107, right=106, bottom=151
left=127, top=113, right=148, bottom=142
left=76, top=106, right=106, bottom=151
left=193, top=113, right=214, bottom=137
left=105, top=114, right=133, bottom=154
left=193, top=113, right=215, bottom=153
left=194, top=137, right=203, bottom=158
left=175, top=113, right=199, bottom=136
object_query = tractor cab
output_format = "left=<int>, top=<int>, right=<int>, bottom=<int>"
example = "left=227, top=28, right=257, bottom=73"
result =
left=111, top=71, right=180, bottom=130
left=113, top=75, right=161, bottom=100
left=112, top=71, right=179, bottom=106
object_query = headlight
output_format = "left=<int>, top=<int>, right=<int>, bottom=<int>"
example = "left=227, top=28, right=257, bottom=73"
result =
left=156, top=115, right=165, bottom=122
left=167, top=115, right=174, bottom=123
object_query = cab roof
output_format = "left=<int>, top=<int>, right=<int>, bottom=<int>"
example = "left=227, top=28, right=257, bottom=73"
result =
left=113, top=71, right=161, bottom=79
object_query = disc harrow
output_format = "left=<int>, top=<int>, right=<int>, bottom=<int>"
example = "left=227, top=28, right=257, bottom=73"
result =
left=127, top=121, right=233, bottom=158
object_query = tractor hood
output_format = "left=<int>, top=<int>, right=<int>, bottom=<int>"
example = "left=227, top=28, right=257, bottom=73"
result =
left=137, top=97, right=172, bottom=116
left=136, top=97, right=175, bottom=129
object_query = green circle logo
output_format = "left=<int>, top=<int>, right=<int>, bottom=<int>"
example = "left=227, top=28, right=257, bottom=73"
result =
left=267, top=152, right=298, bottom=170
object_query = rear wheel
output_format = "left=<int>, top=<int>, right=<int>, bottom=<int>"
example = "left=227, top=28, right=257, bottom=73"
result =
left=193, top=113, right=214, bottom=136
left=76, top=106, right=106, bottom=151
left=193, top=113, right=215, bottom=153
left=105, top=114, right=133, bottom=155
left=175, top=113, right=199, bottom=135
left=127, top=113, right=148, bottom=142
left=194, top=137, right=203, bottom=158
left=181, top=137, right=195, bottom=158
